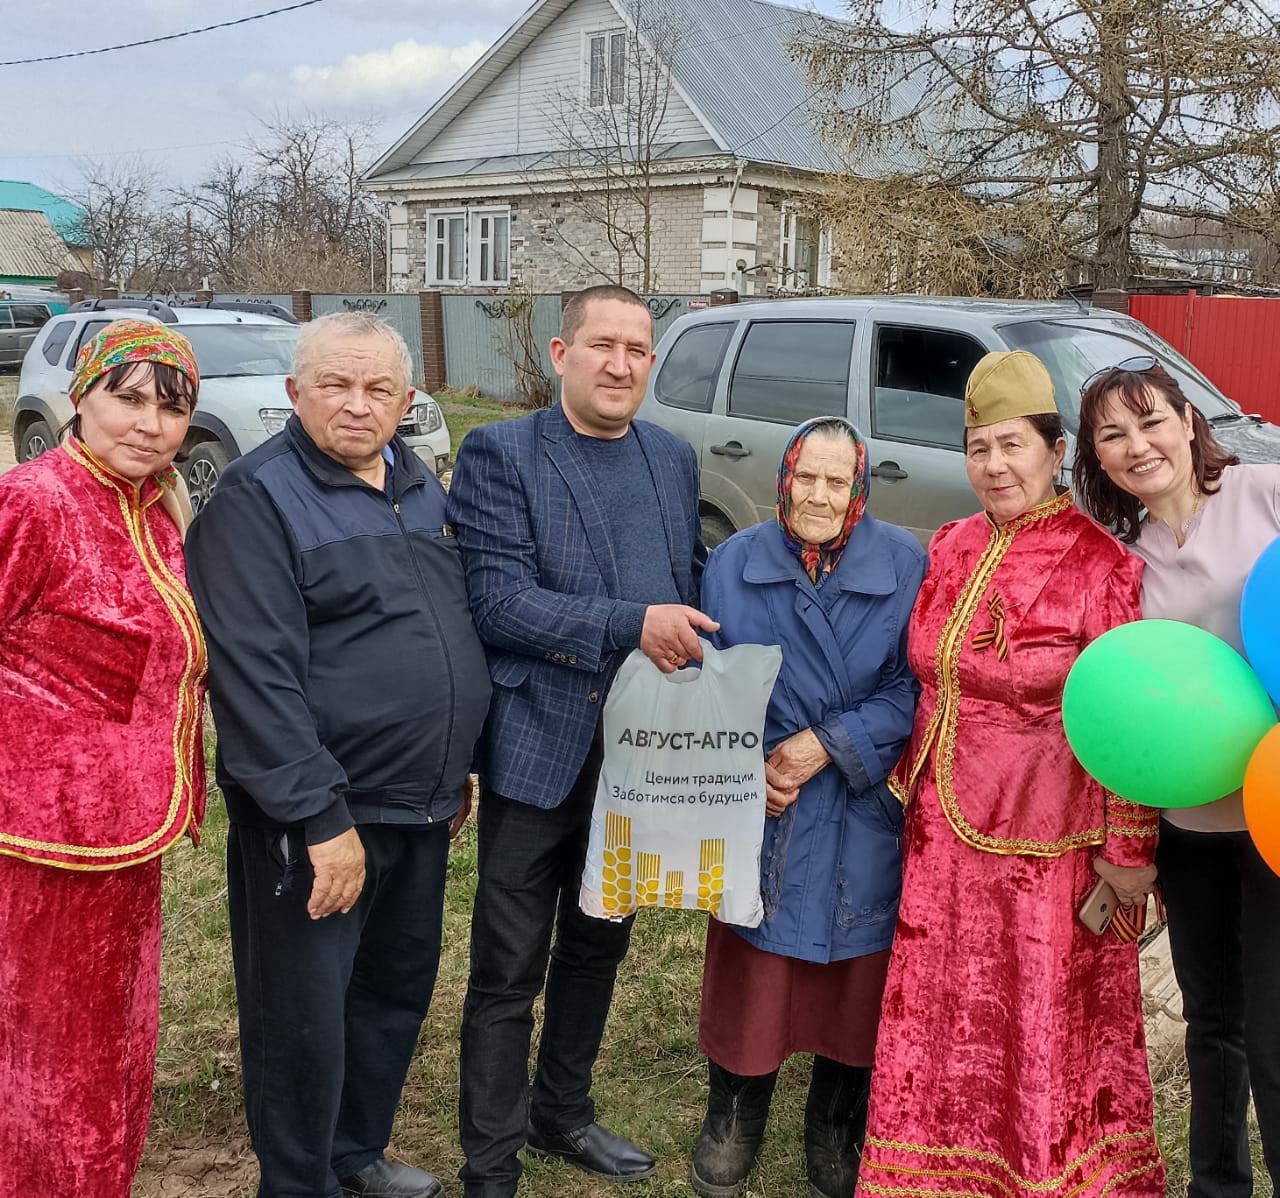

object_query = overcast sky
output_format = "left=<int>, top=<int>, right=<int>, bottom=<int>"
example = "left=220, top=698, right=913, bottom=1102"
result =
left=2, top=0, right=851, bottom=198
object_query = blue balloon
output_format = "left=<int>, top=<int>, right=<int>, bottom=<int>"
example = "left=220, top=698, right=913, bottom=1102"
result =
left=1242, top=534, right=1280, bottom=707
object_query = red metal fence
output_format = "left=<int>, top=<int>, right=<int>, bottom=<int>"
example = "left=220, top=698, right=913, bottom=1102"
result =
left=1128, top=292, right=1280, bottom=423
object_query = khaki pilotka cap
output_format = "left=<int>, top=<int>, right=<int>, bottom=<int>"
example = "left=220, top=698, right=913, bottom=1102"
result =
left=964, top=350, right=1059, bottom=428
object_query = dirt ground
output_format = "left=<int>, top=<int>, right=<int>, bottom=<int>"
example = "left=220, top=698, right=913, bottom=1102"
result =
left=0, top=374, right=17, bottom=473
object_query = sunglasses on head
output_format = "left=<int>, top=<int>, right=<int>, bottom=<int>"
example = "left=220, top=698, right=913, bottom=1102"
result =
left=1080, top=355, right=1158, bottom=396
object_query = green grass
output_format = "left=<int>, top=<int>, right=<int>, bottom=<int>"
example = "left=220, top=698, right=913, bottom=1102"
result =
left=141, top=772, right=1267, bottom=1197
left=137, top=390, right=1260, bottom=1195
left=142, top=796, right=815, bottom=1198
left=436, top=386, right=525, bottom=457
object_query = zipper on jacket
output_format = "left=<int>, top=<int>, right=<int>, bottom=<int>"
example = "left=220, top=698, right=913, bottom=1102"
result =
left=390, top=494, right=457, bottom=812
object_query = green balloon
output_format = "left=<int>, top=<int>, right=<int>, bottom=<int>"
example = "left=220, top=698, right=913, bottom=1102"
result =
left=1063, top=619, right=1276, bottom=808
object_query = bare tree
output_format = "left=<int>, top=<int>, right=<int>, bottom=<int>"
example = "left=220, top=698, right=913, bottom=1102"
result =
left=491, top=288, right=555, bottom=408
left=797, top=0, right=1280, bottom=295
left=245, top=112, right=385, bottom=290
left=70, top=158, right=174, bottom=290
left=533, top=0, right=688, bottom=291
left=69, top=116, right=387, bottom=294
left=175, top=158, right=264, bottom=288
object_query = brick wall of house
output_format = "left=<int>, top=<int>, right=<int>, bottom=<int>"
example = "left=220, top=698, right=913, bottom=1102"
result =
left=399, top=187, right=710, bottom=294
left=755, top=192, right=786, bottom=291
left=393, top=178, right=839, bottom=296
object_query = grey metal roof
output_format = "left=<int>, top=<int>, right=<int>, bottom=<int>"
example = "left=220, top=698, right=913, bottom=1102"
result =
left=658, top=0, right=910, bottom=174
left=0, top=209, right=81, bottom=278
left=365, top=0, right=930, bottom=182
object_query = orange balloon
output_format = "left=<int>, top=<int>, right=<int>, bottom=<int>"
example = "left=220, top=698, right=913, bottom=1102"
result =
left=1244, top=724, right=1280, bottom=876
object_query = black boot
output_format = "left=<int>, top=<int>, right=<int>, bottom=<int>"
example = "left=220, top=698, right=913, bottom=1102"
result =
left=690, top=1060, right=778, bottom=1197
left=804, top=1057, right=871, bottom=1198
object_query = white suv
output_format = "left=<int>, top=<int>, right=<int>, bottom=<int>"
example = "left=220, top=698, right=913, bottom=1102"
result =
left=13, top=299, right=451, bottom=510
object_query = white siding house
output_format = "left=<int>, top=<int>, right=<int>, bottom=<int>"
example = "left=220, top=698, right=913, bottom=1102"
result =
left=363, top=0, right=864, bottom=295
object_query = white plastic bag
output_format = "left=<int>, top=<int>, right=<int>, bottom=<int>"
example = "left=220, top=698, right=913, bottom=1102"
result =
left=580, top=639, right=782, bottom=928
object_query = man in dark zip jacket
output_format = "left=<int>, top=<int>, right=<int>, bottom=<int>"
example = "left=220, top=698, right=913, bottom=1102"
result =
left=186, top=313, right=491, bottom=1198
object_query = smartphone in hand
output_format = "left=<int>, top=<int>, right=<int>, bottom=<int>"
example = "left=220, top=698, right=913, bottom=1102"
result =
left=1078, top=878, right=1118, bottom=935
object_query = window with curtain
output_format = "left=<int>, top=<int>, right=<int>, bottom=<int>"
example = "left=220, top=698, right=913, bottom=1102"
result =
left=426, top=207, right=511, bottom=286
left=587, top=30, right=626, bottom=107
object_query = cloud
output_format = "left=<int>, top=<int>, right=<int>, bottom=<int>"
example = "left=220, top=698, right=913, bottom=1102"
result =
left=244, top=39, right=488, bottom=108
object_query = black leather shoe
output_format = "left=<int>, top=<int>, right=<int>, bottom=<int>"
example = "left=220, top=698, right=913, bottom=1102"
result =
left=339, top=1157, right=444, bottom=1198
left=526, top=1121, right=657, bottom=1182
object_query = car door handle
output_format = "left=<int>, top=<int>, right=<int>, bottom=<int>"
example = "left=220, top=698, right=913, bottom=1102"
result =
left=872, top=461, right=909, bottom=480
left=709, top=442, right=751, bottom=459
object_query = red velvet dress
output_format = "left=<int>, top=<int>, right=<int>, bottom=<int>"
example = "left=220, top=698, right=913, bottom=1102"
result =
left=858, top=495, right=1165, bottom=1198
left=0, top=441, right=206, bottom=1196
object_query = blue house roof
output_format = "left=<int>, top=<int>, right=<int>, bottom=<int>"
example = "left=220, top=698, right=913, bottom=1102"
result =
left=0, top=181, right=91, bottom=248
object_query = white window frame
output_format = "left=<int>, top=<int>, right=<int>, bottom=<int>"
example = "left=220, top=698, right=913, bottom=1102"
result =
left=427, top=208, right=466, bottom=286
left=470, top=206, right=511, bottom=286
left=425, top=205, right=512, bottom=287
left=582, top=28, right=626, bottom=108
left=779, top=205, right=833, bottom=290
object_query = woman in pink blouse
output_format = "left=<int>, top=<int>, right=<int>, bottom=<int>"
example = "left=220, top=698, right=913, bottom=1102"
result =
left=1075, top=358, right=1280, bottom=1198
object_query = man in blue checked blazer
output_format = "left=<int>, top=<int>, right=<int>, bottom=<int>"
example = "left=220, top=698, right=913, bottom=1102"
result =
left=447, top=285, right=714, bottom=1198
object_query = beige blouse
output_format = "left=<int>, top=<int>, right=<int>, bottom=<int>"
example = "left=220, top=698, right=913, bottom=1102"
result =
left=1130, top=463, right=1280, bottom=831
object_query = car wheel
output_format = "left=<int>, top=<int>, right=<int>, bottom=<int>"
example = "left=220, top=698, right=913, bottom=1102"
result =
left=184, top=441, right=231, bottom=513
left=700, top=512, right=736, bottom=551
left=19, top=419, right=56, bottom=463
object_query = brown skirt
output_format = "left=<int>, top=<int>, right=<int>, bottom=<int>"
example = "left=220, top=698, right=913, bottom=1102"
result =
left=698, top=918, right=891, bottom=1075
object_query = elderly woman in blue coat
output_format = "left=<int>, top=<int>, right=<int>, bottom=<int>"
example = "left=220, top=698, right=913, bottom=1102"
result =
left=690, top=416, right=925, bottom=1198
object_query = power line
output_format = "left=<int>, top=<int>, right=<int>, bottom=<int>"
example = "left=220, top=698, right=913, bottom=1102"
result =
left=0, top=0, right=329, bottom=67
left=730, top=92, right=815, bottom=153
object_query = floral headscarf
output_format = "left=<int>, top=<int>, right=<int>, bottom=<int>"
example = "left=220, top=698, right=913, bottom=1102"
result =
left=69, top=318, right=199, bottom=407
left=776, top=416, right=869, bottom=585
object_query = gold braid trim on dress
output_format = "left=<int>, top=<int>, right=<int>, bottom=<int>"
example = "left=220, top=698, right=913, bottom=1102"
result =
left=0, top=441, right=207, bottom=869
left=859, top=1159, right=1163, bottom=1198
left=1104, top=791, right=1160, bottom=839
left=901, top=494, right=1105, bottom=858
left=861, top=1129, right=1163, bottom=1198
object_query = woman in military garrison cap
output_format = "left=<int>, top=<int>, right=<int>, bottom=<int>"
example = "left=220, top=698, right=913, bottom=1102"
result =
left=856, top=352, right=1165, bottom=1198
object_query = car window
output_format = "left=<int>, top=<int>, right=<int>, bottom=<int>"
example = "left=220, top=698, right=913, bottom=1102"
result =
left=11, top=304, right=50, bottom=329
left=42, top=319, right=75, bottom=365
left=729, top=320, right=854, bottom=423
left=998, top=316, right=1235, bottom=432
left=871, top=325, right=986, bottom=449
left=71, top=320, right=111, bottom=364
left=0, top=309, right=12, bottom=329
left=179, top=324, right=298, bottom=377
left=654, top=323, right=734, bottom=412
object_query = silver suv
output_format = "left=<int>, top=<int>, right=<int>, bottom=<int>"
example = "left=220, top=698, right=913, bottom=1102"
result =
left=13, top=299, right=451, bottom=510
left=640, top=296, right=1280, bottom=546
left=0, top=300, right=53, bottom=368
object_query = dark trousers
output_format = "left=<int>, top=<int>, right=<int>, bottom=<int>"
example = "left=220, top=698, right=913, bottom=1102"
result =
left=228, top=822, right=451, bottom=1198
left=1159, top=823, right=1280, bottom=1198
left=458, top=747, right=635, bottom=1197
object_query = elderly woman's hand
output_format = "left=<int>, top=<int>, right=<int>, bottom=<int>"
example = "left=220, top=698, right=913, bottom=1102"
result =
left=1093, top=856, right=1157, bottom=909
left=765, top=782, right=799, bottom=818
left=763, top=730, right=831, bottom=817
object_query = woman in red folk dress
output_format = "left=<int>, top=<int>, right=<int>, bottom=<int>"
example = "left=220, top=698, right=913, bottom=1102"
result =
left=857, top=352, right=1165, bottom=1198
left=0, top=320, right=206, bottom=1196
